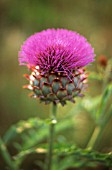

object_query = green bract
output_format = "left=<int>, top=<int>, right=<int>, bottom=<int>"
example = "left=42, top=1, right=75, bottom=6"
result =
left=24, top=66, right=87, bottom=106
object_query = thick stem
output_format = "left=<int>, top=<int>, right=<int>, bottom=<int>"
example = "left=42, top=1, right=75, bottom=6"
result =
left=46, top=103, right=57, bottom=170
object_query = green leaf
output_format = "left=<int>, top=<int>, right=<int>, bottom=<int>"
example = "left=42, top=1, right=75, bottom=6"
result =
left=96, top=84, right=112, bottom=120
left=3, top=118, right=44, bottom=145
left=55, top=144, right=112, bottom=169
left=3, top=116, right=74, bottom=151
left=13, top=144, right=112, bottom=169
left=81, top=84, right=112, bottom=122
left=0, top=137, right=19, bottom=170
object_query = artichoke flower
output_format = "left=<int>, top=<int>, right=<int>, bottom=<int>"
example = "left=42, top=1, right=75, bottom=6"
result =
left=19, top=29, right=95, bottom=105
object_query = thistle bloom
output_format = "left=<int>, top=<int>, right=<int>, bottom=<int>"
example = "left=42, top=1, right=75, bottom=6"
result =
left=19, top=29, right=95, bottom=105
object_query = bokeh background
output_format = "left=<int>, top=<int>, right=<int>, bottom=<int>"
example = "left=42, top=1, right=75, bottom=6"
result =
left=0, top=0, right=112, bottom=149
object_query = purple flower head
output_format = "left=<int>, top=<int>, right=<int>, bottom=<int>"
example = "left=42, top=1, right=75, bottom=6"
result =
left=19, top=29, right=95, bottom=75
left=19, top=29, right=95, bottom=105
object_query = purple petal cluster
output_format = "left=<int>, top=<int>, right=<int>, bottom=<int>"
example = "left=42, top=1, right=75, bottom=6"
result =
left=19, top=29, right=95, bottom=74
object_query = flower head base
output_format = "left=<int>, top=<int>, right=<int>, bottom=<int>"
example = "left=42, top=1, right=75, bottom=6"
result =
left=19, top=29, right=95, bottom=105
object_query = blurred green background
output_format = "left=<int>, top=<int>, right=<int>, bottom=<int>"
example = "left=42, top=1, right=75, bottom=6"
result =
left=0, top=0, right=112, bottom=149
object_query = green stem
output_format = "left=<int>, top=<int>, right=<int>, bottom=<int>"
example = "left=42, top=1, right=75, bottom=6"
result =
left=0, top=137, right=18, bottom=170
left=46, top=103, right=57, bottom=170
left=93, top=106, right=112, bottom=150
left=86, top=126, right=100, bottom=149
left=87, top=105, right=112, bottom=149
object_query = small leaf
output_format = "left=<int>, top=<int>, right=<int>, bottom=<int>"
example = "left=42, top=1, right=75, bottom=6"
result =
left=96, top=84, right=112, bottom=120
